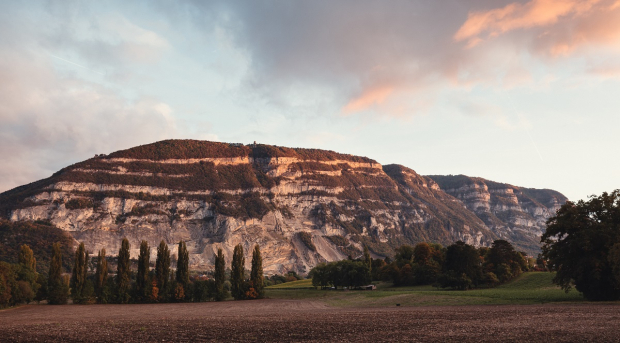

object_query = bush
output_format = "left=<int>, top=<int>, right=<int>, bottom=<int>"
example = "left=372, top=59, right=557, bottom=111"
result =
left=297, top=232, right=316, bottom=251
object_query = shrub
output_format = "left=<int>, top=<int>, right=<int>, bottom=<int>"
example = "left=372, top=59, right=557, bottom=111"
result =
left=297, top=232, right=316, bottom=251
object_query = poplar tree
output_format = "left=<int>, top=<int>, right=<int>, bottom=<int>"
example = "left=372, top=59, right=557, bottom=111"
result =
left=250, top=244, right=264, bottom=299
left=214, top=248, right=227, bottom=301
left=18, top=245, right=36, bottom=272
left=155, top=240, right=170, bottom=300
left=94, top=248, right=108, bottom=303
left=48, top=242, right=68, bottom=304
left=176, top=241, right=189, bottom=286
left=116, top=238, right=131, bottom=304
left=363, top=245, right=372, bottom=274
left=70, top=242, right=88, bottom=304
left=18, top=244, right=40, bottom=299
left=136, top=240, right=150, bottom=302
left=230, top=244, right=245, bottom=300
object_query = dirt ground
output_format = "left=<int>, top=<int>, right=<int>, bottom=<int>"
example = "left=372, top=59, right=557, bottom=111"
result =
left=1, top=300, right=619, bottom=342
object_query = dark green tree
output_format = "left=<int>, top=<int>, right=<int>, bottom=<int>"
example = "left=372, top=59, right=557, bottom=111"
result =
left=438, top=241, right=481, bottom=290
left=542, top=190, right=620, bottom=301
left=176, top=241, right=189, bottom=286
left=47, top=242, right=68, bottom=304
left=136, top=240, right=151, bottom=302
left=486, top=240, right=525, bottom=283
left=94, top=248, right=109, bottom=303
left=230, top=244, right=245, bottom=300
left=214, top=248, right=227, bottom=301
left=394, top=245, right=415, bottom=266
left=116, top=238, right=131, bottom=304
left=363, top=245, right=372, bottom=274
left=174, top=241, right=189, bottom=302
left=155, top=240, right=170, bottom=300
left=250, top=244, right=264, bottom=299
left=311, top=262, right=330, bottom=289
left=70, top=242, right=89, bottom=304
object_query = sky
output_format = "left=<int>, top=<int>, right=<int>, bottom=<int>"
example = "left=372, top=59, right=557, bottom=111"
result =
left=1, top=0, right=620, bottom=201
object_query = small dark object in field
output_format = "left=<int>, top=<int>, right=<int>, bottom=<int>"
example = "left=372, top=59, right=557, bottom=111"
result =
left=396, top=304, right=400, bottom=306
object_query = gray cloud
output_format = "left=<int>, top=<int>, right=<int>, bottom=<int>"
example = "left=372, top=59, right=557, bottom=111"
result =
left=0, top=3, right=177, bottom=192
left=171, top=0, right=522, bottom=115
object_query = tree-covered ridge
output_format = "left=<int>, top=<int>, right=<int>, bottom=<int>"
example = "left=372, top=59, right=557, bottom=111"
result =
left=425, top=174, right=483, bottom=190
left=103, top=139, right=376, bottom=163
left=0, top=220, right=74, bottom=273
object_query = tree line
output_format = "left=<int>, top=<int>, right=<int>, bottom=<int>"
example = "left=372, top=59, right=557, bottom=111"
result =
left=311, top=240, right=531, bottom=290
left=1, top=239, right=264, bottom=307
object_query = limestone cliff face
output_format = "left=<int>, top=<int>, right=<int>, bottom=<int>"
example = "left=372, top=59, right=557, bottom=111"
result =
left=427, top=175, right=567, bottom=254
left=0, top=140, right=566, bottom=274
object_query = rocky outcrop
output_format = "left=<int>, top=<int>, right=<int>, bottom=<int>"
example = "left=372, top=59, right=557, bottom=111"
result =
left=0, top=140, right=567, bottom=274
left=427, top=175, right=567, bottom=254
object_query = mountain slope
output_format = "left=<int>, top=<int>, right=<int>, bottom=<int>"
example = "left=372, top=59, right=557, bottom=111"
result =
left=0, top=140, right=566, bottom=273
left=427, top=175, right=567, bottom=254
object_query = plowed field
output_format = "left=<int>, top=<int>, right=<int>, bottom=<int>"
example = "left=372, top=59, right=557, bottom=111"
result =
left=1, top=300, right=619, bottom=342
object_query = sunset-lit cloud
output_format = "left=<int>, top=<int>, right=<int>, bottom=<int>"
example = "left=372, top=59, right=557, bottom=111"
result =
left=455, top=0, right=620, bottom=55
left=343, top=86, right=395, bottom=114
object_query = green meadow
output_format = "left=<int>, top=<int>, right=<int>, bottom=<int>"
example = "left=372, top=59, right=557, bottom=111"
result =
left=265, top=272, right=585, bottom=307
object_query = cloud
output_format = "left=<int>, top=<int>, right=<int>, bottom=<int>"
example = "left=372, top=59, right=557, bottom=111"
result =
left=455, top=0, right=620, bottom=56
left=0, top=4, right=177, bottom=193
left=173, top=0, right=619, bottom=118
left=172, top=1, right=479, bottom=117
left=343, top=86, right=395, bottom=114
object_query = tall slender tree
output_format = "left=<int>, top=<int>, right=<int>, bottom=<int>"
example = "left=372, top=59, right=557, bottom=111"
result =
left=94, top=248, right=108, bottom=303
left=176, top=241, right=189, bottom=286
left=116, top=238, right=131, bottom=304
left=70, top=242, right=89, bottom=304
left=250, top=244, right=264, bottom=299
left=47, top=242, right=68, bottom=304
left=155, top=240, right=170, bottom=300
left=136, top=240, right=151, bottom=302
left=230, top=244, right=245, bottom=300
left=18, top=245, right=36, bottom=272
left=214, top=248, right=227, bottom=301
left=17, top=244, right=40, bottom=299
left=363, top=245, right=372, bottom=274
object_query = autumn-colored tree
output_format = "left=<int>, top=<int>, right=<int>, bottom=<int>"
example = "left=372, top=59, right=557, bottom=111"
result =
left=16, top=244, right=40, bottom=302
left=116, top=238, right=131, bottom=304
left=0, top=263, right=11, bottom=307
left=70, top=242, right=89, bottom=304
left=155, top=240, right=170, bottom=300
left=250, top=244, right=264, bottom=299
left=136, top=240, right=151, bottom=302
left=18, top=245, right=36, bottom=272
left=230, top=244, right=245, bottom=300
left=47, top=242, right=68, bottom=304
left=94, top=248, right=109, bottom=303
left=150, top=280, right=159, bottom=302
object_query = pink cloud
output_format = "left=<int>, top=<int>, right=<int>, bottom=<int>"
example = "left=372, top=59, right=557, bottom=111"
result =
left=343, top=86, right=395, bottom=114
left=454, top=0, right=616, bottom=49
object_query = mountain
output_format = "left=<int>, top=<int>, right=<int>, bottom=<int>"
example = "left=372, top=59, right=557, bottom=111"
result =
left=0, top=140, right=567, bottom=274
left=427, top=175, right=567, bottom=254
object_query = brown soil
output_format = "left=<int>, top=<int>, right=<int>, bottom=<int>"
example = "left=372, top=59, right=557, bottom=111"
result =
left=1, top=300, right=619, bottom=342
